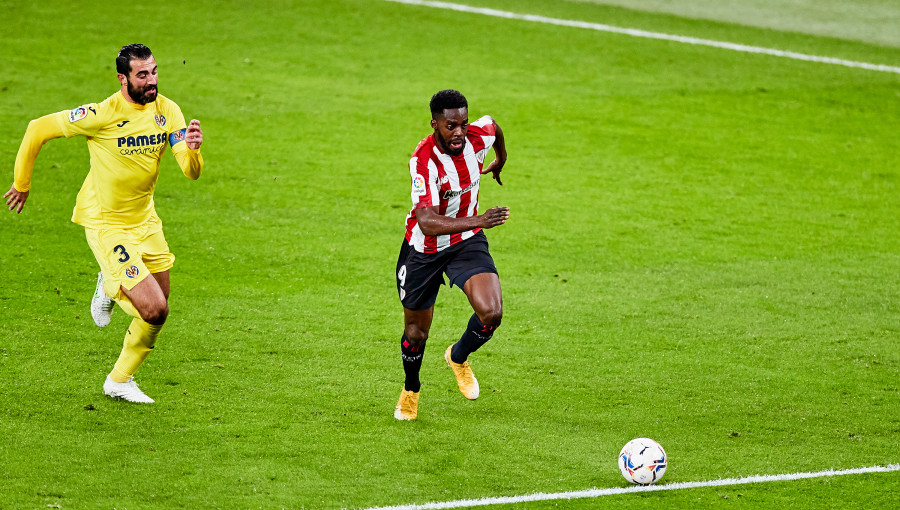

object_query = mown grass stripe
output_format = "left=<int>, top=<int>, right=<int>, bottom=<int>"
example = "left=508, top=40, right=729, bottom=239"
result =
left=385, top=0, right=900, bottom=74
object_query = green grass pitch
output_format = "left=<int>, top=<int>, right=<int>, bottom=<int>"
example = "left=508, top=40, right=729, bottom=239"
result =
left=0, top=0, right=897, bottom=508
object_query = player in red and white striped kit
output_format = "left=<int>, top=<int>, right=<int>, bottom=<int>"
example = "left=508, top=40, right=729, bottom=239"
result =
left=394, top=89, right=509, bottom=420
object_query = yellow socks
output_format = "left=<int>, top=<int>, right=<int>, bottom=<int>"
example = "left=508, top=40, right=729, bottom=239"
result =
left=110, top=318, right=163, bottom=383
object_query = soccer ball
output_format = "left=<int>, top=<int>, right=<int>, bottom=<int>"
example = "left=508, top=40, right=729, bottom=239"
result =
left=618, top=437, right=667, bottom=485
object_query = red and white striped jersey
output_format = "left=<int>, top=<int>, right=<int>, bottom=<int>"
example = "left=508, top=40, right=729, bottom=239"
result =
left=404, top=115, right=497, bottom=253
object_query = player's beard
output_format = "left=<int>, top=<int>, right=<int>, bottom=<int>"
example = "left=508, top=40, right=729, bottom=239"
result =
left=437, top=132, right=464, bottom=157
left=126, top=79, right=158, bottom=105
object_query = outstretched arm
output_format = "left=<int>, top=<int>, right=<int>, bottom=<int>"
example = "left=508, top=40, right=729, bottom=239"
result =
left=481, top=120, right=507, bottom=185
left=415, top=205, right=509, bottom=236
left=5, top=114, right=65, bottom=213
left=173, top=119, right=204, bottom=180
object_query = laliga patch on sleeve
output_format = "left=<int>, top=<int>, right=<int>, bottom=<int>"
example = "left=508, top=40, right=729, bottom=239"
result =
left=412, top=175, right=427, bottom=196
left=168, top=128, right=186, bottom=146
left=69, top=106, right=89, bottom=123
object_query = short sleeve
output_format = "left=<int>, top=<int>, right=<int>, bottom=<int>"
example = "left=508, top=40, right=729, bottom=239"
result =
left=467, top=115, right=496, bottom=153
left=409, top=154, right=439, bottom=209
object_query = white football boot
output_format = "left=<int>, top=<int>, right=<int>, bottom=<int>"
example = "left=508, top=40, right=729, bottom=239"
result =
left=103, top=375, right=155, bottom=403
left=90, top=271, right=115, bottom=327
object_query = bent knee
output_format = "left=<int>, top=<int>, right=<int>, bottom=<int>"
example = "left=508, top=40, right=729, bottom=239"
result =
left=141, top=302, right=169, bottom=325
left=479, top=309, right=502, bottom=328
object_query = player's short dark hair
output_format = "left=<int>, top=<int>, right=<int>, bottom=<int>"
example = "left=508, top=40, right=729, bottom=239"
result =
left=116, top=44, right=153, bottom=75
left=430, top=89, right=468, bottom=117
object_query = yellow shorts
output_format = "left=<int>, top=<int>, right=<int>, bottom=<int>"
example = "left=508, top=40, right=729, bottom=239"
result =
left=85, top=218, right=175, bottom=298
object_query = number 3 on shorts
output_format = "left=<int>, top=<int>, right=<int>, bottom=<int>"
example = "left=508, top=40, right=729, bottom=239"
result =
left=114, top=244, right=131, bottom=263
left=397, top=265, right=407, bottom=288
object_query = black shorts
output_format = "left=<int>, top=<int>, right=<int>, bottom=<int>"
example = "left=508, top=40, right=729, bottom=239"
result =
left=396, top=231, right=499, bottom=311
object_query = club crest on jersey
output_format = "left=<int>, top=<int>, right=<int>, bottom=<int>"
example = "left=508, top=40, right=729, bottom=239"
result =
left=475, top=149, right=487, bottom=163
left=69, top=106, right=88, bottom=123
left=412, top=175, right=427, bottom=196
left=125, top=265, right=140, bottom=279
left=155, top=114, right=167, bottom=128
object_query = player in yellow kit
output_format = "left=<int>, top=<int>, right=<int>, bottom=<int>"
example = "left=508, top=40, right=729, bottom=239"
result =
left=4, top=44, right=204, bottom=403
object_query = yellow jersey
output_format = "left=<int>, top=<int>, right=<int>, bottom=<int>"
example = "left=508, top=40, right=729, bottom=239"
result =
left=14, top=90, right=203, bottom=229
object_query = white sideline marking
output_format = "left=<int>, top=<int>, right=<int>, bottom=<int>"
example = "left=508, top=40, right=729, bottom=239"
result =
left=360, top=464, right=900, bottom=510
left=385, top=0, right=900, bottom=74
